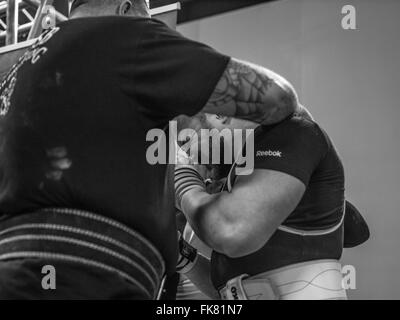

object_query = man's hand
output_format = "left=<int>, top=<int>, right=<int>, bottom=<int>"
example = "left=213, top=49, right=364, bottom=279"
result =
left=175, top=142, right=209, bottom=179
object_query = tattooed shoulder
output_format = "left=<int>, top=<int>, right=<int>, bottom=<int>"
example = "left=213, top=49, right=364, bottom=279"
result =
left=203, top=58, right=297, bottom=124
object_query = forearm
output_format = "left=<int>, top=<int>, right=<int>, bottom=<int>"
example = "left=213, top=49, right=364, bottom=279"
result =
left=175, top=166, right=253, bottom=257
left=181, top=188, right=270, bottom=258
left=175, top=165, right=226, bottom=250
left=181, top=189, right=225, bottom=250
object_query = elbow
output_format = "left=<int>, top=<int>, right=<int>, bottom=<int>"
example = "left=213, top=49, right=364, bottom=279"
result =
left=193, top=203, right=271, bottom=258
left=277, top=85, right=299, bottom=117
left=195, top=207, right=246, bottom=257
left=216, top=241, right=249, bottom=259
left=209, top=221, right=268, bottom=259
left=262, top=83, right=299, bottom=125
left=273, top=73, right=299, bottom=113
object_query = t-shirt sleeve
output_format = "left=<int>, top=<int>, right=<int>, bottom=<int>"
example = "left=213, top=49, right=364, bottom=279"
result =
left=121, top=19, right=230, bottom=119
left=253, top=116, right=329, bottom=186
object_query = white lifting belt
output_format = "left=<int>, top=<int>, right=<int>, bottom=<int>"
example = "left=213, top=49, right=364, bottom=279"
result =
left=220, top=260, right=347, bottom=300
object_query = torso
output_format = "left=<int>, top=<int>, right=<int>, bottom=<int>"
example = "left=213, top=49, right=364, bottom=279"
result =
left=211, top=116, right=345, bottom=289
left=0, top=17, right=229, bottom=274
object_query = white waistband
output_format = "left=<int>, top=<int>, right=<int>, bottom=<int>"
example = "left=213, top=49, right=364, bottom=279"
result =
left=250, top=260, right=347, bottom=300
left=278, top=204, right=345, bottom=236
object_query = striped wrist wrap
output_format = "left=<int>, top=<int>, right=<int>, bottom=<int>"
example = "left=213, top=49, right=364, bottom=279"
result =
left=175, top=166, right=206, bottom=210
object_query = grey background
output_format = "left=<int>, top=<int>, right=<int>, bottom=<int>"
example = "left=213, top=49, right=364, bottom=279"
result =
left=178, top=0, right=400, bottom=299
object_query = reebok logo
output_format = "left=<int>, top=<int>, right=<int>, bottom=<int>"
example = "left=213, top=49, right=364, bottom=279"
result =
left=256, top=150, right=283, bottom=157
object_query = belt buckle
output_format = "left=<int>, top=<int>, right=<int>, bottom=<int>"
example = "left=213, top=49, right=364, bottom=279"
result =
left=220, top=274, right=279, bottom=300
left=220, top=274, right=249, bottom=300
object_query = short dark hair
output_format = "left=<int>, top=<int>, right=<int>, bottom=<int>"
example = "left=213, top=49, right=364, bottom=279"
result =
left=70, top=0, right=119, bottom=12
left=70, top=0, right=147, bottom=13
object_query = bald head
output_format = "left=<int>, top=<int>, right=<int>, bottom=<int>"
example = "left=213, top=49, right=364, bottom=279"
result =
left=70, top=0, right=150, bottom=19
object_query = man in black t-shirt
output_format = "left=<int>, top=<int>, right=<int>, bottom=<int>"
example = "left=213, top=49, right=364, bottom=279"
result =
left=175, top=113, right=349, bottom=299
left=0, top=1, right=301, bottom=299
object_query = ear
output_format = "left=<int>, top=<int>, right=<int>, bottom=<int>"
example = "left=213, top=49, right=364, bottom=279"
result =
left=118, top=0, right=132, bottom=16
left=216, top=115, right=230, bottom=124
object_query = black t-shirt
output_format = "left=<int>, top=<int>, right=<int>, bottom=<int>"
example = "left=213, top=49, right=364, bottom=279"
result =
left=212, top=116, right=345, bottom=287
left=253, top=115, right=345, bottom=229
left=0, top=16, right=230, bottom=274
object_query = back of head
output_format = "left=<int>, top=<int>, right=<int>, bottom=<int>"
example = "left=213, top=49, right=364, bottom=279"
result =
left=69, top=0, right=150, bottom=19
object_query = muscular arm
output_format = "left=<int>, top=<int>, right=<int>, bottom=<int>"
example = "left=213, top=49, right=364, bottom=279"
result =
left=180, top=169, right=306, bottom=258
left=202, top=58, right=300, bottom=125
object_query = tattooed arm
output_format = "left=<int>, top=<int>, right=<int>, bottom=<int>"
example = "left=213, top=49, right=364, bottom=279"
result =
left=202, top=58, right=300, bottom=125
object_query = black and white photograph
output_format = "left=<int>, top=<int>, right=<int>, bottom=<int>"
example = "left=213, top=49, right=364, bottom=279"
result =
left=0, top=0, right=398, bottom=306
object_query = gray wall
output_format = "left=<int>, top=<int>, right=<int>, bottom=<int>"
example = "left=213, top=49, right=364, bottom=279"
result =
left=178, top=0, right=400, bottom=299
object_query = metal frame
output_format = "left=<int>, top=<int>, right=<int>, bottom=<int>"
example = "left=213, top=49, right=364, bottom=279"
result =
left=0, top=0, right=277, bottom=50
left=0, top=0, right=67, bottom=44
left=0, top=1, right=181, bottom=54
left=5, top=0, right=18, bottom=45
left=0, top=37, right=35, bottom=55
left=27, top=0, right=53, bottom=39
left=0, top=0, right=181, bottom=48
